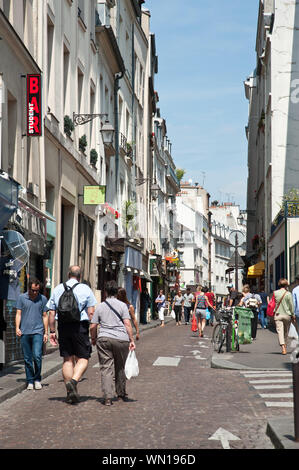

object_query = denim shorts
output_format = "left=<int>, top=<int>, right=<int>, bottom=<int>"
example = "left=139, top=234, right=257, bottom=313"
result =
left=195, top=309, right=207, bottom=320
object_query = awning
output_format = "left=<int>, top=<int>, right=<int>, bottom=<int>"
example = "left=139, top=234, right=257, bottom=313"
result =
left=140, top=271, right=153, bottom=283
left=247, top=261, right=265, bottom=278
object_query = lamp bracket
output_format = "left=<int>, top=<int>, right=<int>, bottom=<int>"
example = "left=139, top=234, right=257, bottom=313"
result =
left=73, top=113, right=108, bottom=126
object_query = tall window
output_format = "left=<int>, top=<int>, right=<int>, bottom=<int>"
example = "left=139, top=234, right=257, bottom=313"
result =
left=63, top=44, right=70, bottom=114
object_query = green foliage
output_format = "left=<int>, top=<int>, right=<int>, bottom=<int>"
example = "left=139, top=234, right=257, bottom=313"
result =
left=176, top=168, right=185, bottom=182
left=122, top=200, right=138, bottom=236
left=64, top=115, right=74, bottom=137
left=79, top=134, right=87, bottom=153
left=90, top=148, right=98, bottom=166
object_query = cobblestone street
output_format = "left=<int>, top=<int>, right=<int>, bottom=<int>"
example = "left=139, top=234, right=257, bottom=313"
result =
left=0, top=322, right=294, bottom=450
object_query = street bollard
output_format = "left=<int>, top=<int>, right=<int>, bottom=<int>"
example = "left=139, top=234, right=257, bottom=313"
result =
left=290, top=344, right=299, bottom=442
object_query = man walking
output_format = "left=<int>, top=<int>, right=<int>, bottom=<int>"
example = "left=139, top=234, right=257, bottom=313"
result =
left=183, top=288, right=194, bottom=324
left=15, top=278, right=48, bottom=390
left=47, top=266, right=96, bottom=404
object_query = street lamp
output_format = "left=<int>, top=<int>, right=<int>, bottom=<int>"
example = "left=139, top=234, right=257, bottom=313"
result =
left=100, top=120, right=115, bottom=146
left=150, top=182, right=160, bottom=200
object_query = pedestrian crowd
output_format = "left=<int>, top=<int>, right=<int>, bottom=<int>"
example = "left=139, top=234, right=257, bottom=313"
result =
left=14, top=265, right=299, bottom=405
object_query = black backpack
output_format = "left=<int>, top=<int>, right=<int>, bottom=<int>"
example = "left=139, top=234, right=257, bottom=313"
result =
left=57, top=282, right=82, bottom=324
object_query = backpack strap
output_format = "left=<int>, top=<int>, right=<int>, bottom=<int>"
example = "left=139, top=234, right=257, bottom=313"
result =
left=104, top=300, right=124, bottom=324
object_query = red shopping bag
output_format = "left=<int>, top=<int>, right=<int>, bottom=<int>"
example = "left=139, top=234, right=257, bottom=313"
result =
left=266, top=294, right=275, bottom=317
left=191, top=314, right=197, bottom=332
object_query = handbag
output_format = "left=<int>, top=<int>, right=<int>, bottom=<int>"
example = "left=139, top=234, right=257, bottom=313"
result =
left=170, top=310, right=176, bottom=319
left=267, top=290, right=287, bottom=317
left=191, top=314, right=197, bottom=332
left=266, top=295, right=276, bottom=317
left=206, top=308, right=210, bottom=321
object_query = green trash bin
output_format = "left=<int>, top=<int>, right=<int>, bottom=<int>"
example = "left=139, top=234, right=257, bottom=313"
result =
left=234, top=307, right=254, bottom=345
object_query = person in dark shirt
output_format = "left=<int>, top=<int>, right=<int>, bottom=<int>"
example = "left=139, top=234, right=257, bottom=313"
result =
left=227, top=284, right=239, bottom=307
left=258, top=289, right=269, bottom=329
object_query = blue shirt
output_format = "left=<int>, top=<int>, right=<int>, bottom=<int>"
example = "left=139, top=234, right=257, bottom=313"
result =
left=46, top=278, right=97, bottom=321
left=292, top=285, right=299, bottom=317
left=16, top=292, right=48, bottom=335
left=155, top=295, right=165, bottom=310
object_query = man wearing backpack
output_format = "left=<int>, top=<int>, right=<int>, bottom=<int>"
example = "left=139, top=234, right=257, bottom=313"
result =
left=47, top=266, right=97, bottom=404
left=239, top=286, right=262, bottom=340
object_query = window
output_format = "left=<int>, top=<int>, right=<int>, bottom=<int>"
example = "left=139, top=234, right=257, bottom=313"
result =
left=47, top=16, right=55, bottom=97
left=63, top=44, right=70, bottom=113
left=77, top=68, right=84, bottom=114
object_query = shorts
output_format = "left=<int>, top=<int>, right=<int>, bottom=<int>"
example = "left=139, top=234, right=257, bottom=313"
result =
left=195, top=309, right=207, bottom=320
left=57, top=320, right=91, bottom=359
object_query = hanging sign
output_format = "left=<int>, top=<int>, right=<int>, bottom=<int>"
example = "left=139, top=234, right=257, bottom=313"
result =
left=27, top=74, right=42, bottom=136
left=83, top=185, right=106, bottom=205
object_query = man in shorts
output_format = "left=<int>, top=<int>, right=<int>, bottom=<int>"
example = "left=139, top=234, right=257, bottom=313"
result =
left=47, top=266, right=96, bottom=403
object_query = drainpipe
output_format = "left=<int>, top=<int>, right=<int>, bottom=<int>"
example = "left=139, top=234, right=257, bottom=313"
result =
left=131, top=22, right=136, bottom=200
left=114, top=71, right=124, bottom=210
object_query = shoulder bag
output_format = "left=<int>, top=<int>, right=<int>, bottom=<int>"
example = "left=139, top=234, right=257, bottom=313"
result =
left=267, top=290, right=287, bottom=317
left=104, top=300, right=124, bottom=324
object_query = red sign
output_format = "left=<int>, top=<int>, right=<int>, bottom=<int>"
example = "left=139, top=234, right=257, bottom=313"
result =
left=27, top=74, right=42, bottom=136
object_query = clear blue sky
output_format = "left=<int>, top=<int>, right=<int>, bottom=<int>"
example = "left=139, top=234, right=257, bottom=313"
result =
left=144, top=0, right=259, bottom=209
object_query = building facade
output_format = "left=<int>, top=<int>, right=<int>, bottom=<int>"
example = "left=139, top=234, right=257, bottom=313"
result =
left=0, top=0, right=179, bottom=365
left=245, top=0, right=299, bottom=291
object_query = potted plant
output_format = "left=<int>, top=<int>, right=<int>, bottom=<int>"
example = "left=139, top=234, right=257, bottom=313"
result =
left=64, top=115, right=74, bottom=137
left=90, top=148, right=98, bottom=167
left=79, top=134, right=87, bottom=154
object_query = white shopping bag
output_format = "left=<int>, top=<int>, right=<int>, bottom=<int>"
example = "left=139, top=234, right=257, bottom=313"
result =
left=288, top=322, right=298, bottom=341
left=125, top=350, right=139, bottom=380
left=170, top=310, right=176, bottom=319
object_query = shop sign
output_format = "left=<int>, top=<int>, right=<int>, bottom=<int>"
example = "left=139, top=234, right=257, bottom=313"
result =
left=83, top=185, right=106, bottom=205
left=102, top=203, right=120, bottom=219
left=27, top=74, right=42, bottom=136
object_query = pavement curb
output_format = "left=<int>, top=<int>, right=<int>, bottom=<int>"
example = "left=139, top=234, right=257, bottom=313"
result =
left=266, top=417, right=299, bottom=449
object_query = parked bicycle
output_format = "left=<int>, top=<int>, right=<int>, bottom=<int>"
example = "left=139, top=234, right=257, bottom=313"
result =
left=212, top=307, right=239, bottom=353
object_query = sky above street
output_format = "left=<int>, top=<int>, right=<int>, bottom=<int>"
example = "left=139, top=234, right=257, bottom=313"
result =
left=145, top=0, right=259, bottom=209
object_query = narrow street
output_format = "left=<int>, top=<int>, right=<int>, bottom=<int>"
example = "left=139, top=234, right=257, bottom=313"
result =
left=0, top=322, right=292, bottom=451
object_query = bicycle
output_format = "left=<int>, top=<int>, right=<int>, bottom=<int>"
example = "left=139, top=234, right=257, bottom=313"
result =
left=212, top=307, right=234, bottom=353
left=231, top=310, right=240, bottom=352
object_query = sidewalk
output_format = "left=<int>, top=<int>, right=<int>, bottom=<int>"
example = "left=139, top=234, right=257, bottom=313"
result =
left=211, top=323, right=298, bottom=449
left=0, top=316, right=172, bottom=405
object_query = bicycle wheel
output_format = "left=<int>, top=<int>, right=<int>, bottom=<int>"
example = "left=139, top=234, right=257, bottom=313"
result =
left=218, top=327, right=226, bottom=353
left=212, top=324, right=223, bottom=352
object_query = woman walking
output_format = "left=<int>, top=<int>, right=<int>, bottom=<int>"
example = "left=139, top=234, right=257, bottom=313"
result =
left=90, top=281, right=135, bottom=406
left=193, top=285, right=214, bottom=337
left=172, top=290, right=184, bottom=326
left=117, top=288, right=140, bottom=341
left=273, top=278, right=295, bottom=355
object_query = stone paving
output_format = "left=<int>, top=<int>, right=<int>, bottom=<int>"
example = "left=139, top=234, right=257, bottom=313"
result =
left=0, top=321, right=295, bottom=450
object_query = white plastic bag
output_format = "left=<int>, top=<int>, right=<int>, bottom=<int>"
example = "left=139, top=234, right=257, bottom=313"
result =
left=288, top=322, right=298, bottom=340
left=125, top=350, right=139, bottom=380
left=170, top=310, right=176, bottom=319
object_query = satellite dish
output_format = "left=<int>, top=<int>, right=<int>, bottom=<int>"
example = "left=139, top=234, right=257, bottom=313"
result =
left=228, top=230, right=245, bottom=248
left=0, top=230, right=30, bottom=272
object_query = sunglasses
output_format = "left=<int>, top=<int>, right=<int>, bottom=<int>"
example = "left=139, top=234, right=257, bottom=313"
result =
left=30, top=288, right=40, bottom=293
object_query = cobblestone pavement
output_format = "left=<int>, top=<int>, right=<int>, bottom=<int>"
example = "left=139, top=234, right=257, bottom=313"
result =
left=0, top=322, right=294, bottom=450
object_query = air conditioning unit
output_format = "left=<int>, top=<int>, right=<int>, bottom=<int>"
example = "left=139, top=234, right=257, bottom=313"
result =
left=27, top=182, right=39, bottom=198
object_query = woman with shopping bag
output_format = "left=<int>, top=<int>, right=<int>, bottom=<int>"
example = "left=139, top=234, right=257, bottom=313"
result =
left=273, top=278, right=296, bottom=355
